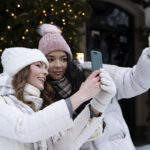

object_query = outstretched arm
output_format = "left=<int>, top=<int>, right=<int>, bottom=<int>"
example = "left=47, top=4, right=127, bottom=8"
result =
left=104, top=47, right=150, bottom=100
left=80, top=47, right=150, bottom=100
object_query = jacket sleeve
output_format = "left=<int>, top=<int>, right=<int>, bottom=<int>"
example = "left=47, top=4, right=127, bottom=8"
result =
left=80, top=48, right=150, bottom=100
left=104, top=47, right=150, bottom=100
left=0, top=97, right=74, bottom=143
left=53, top=104, right=104, bottom=150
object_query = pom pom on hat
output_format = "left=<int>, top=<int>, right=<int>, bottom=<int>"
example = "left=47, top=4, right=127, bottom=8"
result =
left=38, top=24, right=72, bottom=59
left=37, top=23, right=61, bottom=36
left=1, top=47, right=49, bottom=77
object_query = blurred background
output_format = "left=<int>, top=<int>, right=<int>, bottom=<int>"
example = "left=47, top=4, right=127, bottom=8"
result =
left=0, top=0, right=150, bottom=146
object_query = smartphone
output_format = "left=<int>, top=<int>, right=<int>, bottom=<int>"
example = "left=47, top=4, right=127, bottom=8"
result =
left=90, top=50, right=103, bottom=71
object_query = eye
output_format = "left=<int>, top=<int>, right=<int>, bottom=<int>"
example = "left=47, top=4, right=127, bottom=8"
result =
left=47, top=57, right=54, bottom=62
left=44, top=64, right=47, bottom=69
left=35, top=62, right=42, bottom=67
left=61, top=57, right=67, bottom=62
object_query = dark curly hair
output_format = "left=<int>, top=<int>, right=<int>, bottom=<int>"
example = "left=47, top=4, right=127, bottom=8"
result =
left=47, top=53, right=89, bottom=118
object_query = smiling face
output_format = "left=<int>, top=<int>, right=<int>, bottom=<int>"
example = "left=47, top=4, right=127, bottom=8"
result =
left=27, top=61, right=48, bottom=91
left=46, top=51, right=68, bottom=80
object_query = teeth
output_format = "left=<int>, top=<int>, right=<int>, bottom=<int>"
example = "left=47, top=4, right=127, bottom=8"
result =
left=38, top=77, right=45, bottom=81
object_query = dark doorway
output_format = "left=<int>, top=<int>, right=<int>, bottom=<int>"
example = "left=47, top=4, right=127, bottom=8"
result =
left=86, top=0, right=136, bottom=141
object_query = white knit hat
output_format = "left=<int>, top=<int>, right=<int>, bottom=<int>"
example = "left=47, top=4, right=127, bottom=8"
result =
left=1, top=47, right=49, bottom=77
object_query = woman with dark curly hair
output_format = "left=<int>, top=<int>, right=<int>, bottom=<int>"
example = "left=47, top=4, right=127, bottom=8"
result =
left=38, top=23, right=150, bottom=150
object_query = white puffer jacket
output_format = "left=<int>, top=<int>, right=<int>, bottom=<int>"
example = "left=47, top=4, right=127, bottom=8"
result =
left=0, top=73, right=104, bottom=150
left=80, top=48, right=150, bottom=150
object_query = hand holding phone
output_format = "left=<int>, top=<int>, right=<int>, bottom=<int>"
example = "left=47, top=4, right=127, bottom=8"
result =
left=90, top=50, right=103, bottom=71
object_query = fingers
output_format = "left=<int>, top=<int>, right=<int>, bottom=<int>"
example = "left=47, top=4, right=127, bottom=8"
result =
left=95, top=75, right=101, bottom=82
left=101, top=78, right=113, bottom=86
left=101, top=85, right=116, bottom=94
left=82, top=75, right=100, bottom=89
left=87, top=70, right=100, bottom=80
left=100, top=69, right=112, bottom=81
left=101, top=77, right=116, bottom=93
left=99, top=68, right=116, bottom=94
left=101, top=78, right=115, bottom=91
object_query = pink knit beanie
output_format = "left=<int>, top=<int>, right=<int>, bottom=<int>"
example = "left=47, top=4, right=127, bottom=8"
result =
left=38, top=24, right=72, bottom=59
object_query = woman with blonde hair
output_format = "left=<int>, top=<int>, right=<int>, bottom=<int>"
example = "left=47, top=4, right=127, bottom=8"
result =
left=0, top=47, right=116, bottom=150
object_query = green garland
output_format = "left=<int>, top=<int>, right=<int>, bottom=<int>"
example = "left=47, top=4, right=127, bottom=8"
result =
left=0, top=0, right=92, bottom=56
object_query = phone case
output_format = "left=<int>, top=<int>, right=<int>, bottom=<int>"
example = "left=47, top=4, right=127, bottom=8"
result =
left=90, top=50, right=103, bottom=71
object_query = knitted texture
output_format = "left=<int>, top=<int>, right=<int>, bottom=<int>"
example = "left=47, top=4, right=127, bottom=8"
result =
left=1, top=47, right=49, bottom=77
left=38, top=24, right=72, bottom=59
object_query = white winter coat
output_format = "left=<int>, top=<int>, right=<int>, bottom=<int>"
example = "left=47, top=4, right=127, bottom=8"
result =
left=80, top=48, right=150, bottom=150
left=0, top=73, right=103, bottom=150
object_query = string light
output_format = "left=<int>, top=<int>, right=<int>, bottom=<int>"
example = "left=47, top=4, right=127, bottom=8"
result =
left=17, top=4, right=21, bottom=8
left=11, top=13, right=15, bottom=17
left=0, top=37, right=4, bottom=41
left=42, top=10, right=46, bottom=13
left=40, top=21, right=43, bottom=24
left=22, top=36, right=25, bottom=40
left=50, top=4, right=54, bottom=7
left=74, top=15, right=78, bottom=19
left=0, top=49, right=3, bottom=52
left=51, top=8, right=54, bottom=11
left=13, top=16, right=17, bottom=19
left=25, top=29, right=29, bottom=33
left=62, top=19, right=65, bottom=22
left=78, top=11, right=82, bottom=15
left=7, top=26, right=11, bottom=30
left=69, top=9, right=72, bottom=13
left=34, top=9, right=37, bottom=13
left=1, top=0, right=89, bottom=54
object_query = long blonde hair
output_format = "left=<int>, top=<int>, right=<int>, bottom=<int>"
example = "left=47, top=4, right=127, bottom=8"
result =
left=12, top=65, right=54, bottom=111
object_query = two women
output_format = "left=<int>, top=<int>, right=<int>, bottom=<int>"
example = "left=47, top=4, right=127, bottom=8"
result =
left=0, top=47, right=116, bottom=150
left=38, top=24, right=150, bottom=150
